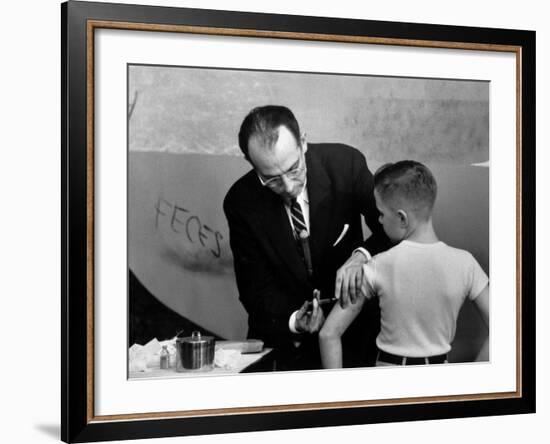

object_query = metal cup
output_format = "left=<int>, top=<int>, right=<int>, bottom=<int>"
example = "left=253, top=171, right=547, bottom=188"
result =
left=176, top=331, right=215, bottom=372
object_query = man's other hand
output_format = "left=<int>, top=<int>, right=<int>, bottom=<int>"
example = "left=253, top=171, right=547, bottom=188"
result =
left=335, top=251, right=368, bottom=308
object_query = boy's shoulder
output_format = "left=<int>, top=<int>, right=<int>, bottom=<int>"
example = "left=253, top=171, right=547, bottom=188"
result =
left=369, top=241, right=409, bottom=265
left=372, top=240, right=475, bottom=263
left=435, top=242, right=476, bottom=262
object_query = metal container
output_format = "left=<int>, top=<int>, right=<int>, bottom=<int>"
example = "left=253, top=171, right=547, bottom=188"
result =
left=176, top=331, right=215, bottom=372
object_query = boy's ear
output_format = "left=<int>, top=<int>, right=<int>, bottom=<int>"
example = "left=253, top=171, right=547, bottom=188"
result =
left=397, top=209, right=409, bottom=227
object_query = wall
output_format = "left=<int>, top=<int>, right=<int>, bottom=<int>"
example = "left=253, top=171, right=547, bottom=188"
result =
left=1, top=1, right=547, bottom=444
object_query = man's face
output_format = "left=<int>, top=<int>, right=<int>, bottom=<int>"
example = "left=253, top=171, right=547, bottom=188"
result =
left=248, top=125, right=307, bottom=202
left=374, top=189, right=405, bottom=243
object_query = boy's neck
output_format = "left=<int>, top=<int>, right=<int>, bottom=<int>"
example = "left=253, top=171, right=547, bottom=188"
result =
left=402, top=218, right=439, bottom=244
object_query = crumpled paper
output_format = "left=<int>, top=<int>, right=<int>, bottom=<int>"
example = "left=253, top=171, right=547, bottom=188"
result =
left=214, top=347, right=242, bottom=370
left=129, top=337, right=177, bottom=373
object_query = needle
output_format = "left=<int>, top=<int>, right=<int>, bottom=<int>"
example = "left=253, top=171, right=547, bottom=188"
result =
left=305, top=297, right=337, bottom=310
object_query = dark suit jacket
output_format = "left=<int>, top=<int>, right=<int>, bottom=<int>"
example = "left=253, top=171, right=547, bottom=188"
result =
left=223, top=143, right=391, bottom=370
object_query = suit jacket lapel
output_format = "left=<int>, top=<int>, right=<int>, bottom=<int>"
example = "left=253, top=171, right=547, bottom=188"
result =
left=306, top=149, right=334, bottom=274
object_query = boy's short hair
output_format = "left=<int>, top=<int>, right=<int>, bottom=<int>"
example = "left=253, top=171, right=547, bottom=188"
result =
left=374, top=161, right=437, bottom=215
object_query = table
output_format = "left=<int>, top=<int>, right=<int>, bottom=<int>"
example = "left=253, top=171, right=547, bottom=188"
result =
left=129, top=341, right=274, bottom=379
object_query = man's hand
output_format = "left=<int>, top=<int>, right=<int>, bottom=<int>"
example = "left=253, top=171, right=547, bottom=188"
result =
left=295, top=291, right=325, bottom=334
left=335, top=251, right=368, bottom=308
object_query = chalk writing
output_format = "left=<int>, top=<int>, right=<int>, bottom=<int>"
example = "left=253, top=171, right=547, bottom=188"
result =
left=128, top=90, right=139, bottom=121
left=154, top=197, right=223, bottom=258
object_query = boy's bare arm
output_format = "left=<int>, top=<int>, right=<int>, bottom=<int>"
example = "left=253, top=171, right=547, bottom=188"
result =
left=319, top=294, right=366, bottom=368
left=473, top=284, right=490, bottom=361
left=474, top=284, right=489, bottom=328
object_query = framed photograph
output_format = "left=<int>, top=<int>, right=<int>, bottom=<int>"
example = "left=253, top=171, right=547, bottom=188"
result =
left=62, top=1, right=535, bottom=442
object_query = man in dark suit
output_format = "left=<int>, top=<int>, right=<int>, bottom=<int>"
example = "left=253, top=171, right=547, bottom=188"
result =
left=223, top=105, right=391, bottom=371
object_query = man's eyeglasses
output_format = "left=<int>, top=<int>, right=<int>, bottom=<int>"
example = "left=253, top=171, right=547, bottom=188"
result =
left=257, top=150, right=306, bottom=188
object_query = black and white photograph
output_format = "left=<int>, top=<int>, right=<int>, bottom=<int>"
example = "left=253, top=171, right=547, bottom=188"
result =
left=127, top=65, right=490, bottom=377
left=56, top=1, right=537, bottom=441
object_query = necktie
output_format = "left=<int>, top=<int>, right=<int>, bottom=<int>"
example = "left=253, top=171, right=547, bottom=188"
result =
left=290, top=198, right=307, bottom=239
left=290, top=198, right=315, bottom=278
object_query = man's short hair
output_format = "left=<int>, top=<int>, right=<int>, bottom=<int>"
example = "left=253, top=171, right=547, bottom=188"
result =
left=238, top=105, right=301, bottom=159
left=374, top=160, right=437, bottom=214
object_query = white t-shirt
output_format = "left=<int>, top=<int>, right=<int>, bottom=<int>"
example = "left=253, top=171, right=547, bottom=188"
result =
left=362, top=240, right=489, bottom=357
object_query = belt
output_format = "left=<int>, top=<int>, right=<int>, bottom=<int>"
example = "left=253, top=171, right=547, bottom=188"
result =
left=377, top=349, right=447, bottom=365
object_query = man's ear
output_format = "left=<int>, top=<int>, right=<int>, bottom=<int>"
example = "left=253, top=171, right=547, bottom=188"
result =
left=397, top=209, right=409, bottom=228
left=301, top=132, right=308, bottom=153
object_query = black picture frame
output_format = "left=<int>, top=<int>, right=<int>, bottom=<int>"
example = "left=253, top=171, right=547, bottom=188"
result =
left=61, top=1, right=536, bottom=442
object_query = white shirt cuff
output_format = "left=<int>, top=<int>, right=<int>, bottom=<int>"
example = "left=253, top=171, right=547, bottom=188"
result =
left=353, top=247, right=372, bottom=261
left=289, top=310, right=300, bottom=334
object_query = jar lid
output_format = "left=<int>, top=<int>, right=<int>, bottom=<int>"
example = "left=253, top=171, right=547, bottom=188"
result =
left=177, top=330, right=214, bottom=344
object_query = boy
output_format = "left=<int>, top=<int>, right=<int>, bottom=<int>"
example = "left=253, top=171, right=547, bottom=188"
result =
left=319, top=161, right=489, bottom=367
